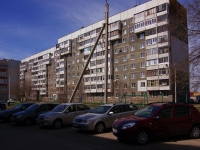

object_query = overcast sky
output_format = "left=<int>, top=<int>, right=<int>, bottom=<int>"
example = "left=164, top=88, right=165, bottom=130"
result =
left=0, top=0, right=186, bottom=60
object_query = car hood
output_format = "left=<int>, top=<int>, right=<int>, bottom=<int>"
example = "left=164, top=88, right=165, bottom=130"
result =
left=115, top=115, right=146, bottom=124
left=75, top=113, right=102, bottom=119
left=0, top=108, right=18, bottom=114
left=12, top=110, right=32, bottom=116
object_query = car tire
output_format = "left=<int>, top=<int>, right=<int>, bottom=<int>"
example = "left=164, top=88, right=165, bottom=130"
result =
left=24, top=118, right=33, bottom=126
left=95, top=122, right=105, bottom=134
left=189, top=125, right=200, bottom=139
left=134, top=130, right=149, bottom=145
left=53, top=119, right=63, bottom=129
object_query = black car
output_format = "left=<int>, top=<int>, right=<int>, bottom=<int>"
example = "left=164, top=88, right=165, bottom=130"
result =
left=11, top=103, right=58, bottom=125
left=0, top=102, right=34, bottom=122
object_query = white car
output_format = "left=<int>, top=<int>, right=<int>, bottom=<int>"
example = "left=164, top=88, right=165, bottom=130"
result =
left=37, top=103, right=91, bottom=129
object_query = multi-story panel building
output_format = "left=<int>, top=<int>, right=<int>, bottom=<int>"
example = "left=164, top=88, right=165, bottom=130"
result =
left=0, top=59, right=20, bottom=101
left=20, top=0, right=189, bottom=103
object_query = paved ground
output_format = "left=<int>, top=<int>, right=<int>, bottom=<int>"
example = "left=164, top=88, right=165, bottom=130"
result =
left=0, top=122, right=200, bottom=150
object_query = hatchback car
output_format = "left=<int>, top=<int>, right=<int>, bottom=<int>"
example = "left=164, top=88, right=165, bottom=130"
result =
left=0, top=102, right=34, bottom=122
left=112, top=102, right=200, bottom=145
left=36, top=103, right=91, bottom=129
left=11, top=103, right=58, bottom=125
left=72, top=103, right=139, bottom=133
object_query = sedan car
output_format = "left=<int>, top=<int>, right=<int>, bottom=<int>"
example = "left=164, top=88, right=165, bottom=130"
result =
left=112, top=102, right=200, bottom=145
left=11, top=103, right=58, bottom=125
left=0, top=102, right=34, bottom=122
left=72, top=103, right=139, bottom=133
left=36, top=103, right=91, bottom=129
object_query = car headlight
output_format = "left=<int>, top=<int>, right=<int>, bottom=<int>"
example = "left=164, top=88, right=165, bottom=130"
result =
left=82, top=119, right=91, bottom=123
left=44, top=116, right=50, bottom=120
left=121, top=122, right=136, bottom=129
left=16, top=115, right=21, bottom=119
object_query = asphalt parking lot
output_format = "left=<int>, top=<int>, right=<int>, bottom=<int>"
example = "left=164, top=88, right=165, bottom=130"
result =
left=1, top=122, right=200, bottom=150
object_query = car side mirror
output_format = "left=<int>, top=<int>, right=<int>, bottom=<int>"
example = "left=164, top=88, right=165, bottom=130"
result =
left=109, top=111, right=114, bottom=115
left=154, top=116, right=161, bottom=120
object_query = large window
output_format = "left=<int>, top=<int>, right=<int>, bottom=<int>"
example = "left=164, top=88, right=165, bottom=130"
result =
left=146, top=59, right=158, bottom=66
left=159, top=57, right=168, bottom=63
left=147, top=80, right=159, bottom=87
left=156, top=3, right=167, bottom=13
left=146, top=48, right=158, bottom=56
left=158, top=35, right=168, bottom=43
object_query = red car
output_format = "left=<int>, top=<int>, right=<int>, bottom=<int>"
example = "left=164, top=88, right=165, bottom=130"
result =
left=112, top=102, right=200, bottom=145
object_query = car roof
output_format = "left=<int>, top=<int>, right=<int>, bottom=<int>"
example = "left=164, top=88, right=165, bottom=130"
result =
left=100, top=103, right=132, bottom=107
left=59, top=103, right=86, bottom=105
left=149, top=102, right=192, bottom=107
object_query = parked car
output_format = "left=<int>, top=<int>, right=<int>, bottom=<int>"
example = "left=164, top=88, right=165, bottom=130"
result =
left=11, top=103, right=58, bottom=125
left=72, top=103, right=139, bottom=133
left=36, top=103, right=91, bottom=129
left=112, top=102, right=200, bottom=145
left=0, top=102, right=34, bottom=122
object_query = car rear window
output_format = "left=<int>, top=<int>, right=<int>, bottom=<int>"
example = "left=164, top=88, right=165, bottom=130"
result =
left=175, top=106, right=190, bottom=117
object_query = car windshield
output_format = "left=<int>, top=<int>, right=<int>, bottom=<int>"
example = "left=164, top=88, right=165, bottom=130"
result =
left=52, top=104, right=68, bottom=112
left=25, top=104, right=39, bottom=111
left=90, top=106, right=111, bottom=114
left=134, top=105, right=160, bottom=118
left=13, top=103, right=24, bottom=109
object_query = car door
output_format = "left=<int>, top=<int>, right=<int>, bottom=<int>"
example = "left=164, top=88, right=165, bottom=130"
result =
left=173, top=106, right=191, bottom=135
left=106, top=106, right=121, bottom=128
left=64, top=104, right=77, bottom=124
left=76, top=104, right=90, bottom=116
left=152, top=106, right=174, bottom=137
left=35, top=104, right=48, bottom=118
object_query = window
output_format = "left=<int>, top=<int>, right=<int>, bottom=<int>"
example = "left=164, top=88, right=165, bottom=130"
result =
left=130, top=18, right=134, bottom=24
left=122, top=21, right=126, bottom=26
left=130, top=45, right=135, bottom=51
left=124, top=83, right=128, bottom=89
left=124, top=74, right=127, bottom=79
left=159, top=46, right=169, bottom=54
left=123, top=30, right=127, bottom=34
left=131, top=73, right=136, bottom=79
left=130, top=36, right=135, bottom=42
left=175, top=106, right=190, bottom=117
left=140, top=43, right=145, bottom=49
left=139, top=33, right=145, bottom=39
left=123, top=56, right=127, bottom=61
left=115, top=66, right=119, bottom=71
left=159, top=57, right=168, bottom=63
left=115, top=58, right=119, bottom=63
left=72, top=80, right=75, bottom=84
left=146, top=59, right=158, bottom=66
left=122, top=47, right=127, bottom=52
left=157, top=14, right=167, bottom=22
left=77, top=59, right=79, bottom=63
left=140, top=62, right=145, bottom=68
left=150, top=91, right=158, bottom=97
left=140, top=53, right=145, bottom=58
left=135, top=12, right=144, bottom=19
left=130, top=26, right=134, bottom=33
left=147, top=80, right=159, bottom=87
left=114, top=40, right=118, bottom=46
left=146, top=48, right=158, bottom=56
left=131, top=64, right=136, bottom=69
left=131, top=54, right=135, bottom=60
left=141, top=82, right=145, bottom=87
left=158, top=107, right=172, bottom=118
left=131, top=83, right=136, bottom=88
left=147, top=70, right=158, bottom=77
left=157, top=25, right=168, bottom=33
left=146, top=37, right=157, bottom=46
left=146, top=28, right=156, bottom=36
left=140, top=72, right=145, bottom=78
left=158, top=35, right=167, bottom=43
left=156, top=3, right=167, bottom=13
left=132, top=92, right=136, bottom=97
left=123, top=38, right=126, bottom=43
left=123, top=65, right=127, bottom=70
left=77, top=52, right=80, bottom=56
left=146, top=8, right=156, bottom=16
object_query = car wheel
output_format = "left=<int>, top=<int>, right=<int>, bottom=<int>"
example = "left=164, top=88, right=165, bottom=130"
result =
left=95, top=122, right=105, bottom=134
left=189, top=125, right=200, bottom=139
left=24, top=118, right=33, bottom=126
left=134, top=130, right=149, bottom=145
left=53, top=119, right=63, bottom=129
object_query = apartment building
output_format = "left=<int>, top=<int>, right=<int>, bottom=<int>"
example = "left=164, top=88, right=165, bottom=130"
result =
left=0, top=59, right=20, bottom=101
left=20, top=0, right=189, bottom=103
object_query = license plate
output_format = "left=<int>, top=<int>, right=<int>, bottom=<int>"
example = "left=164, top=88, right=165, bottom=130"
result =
left=112, top=128, right=118, bottom=133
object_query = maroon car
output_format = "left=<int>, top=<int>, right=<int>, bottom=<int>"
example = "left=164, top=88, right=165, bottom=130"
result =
left=112, top=102, right=200, bottom=145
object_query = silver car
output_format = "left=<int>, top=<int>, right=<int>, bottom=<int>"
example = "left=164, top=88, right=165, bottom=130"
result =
left=72, top=103, right=139, bottom=133
left=36, top=103, right=90, bottom=129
